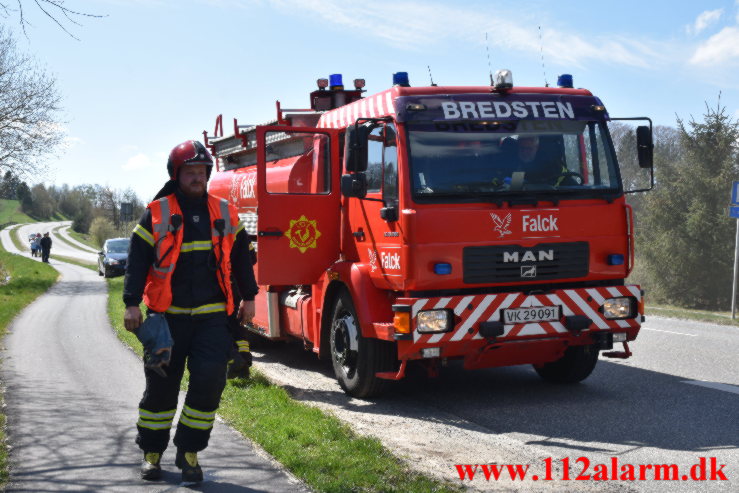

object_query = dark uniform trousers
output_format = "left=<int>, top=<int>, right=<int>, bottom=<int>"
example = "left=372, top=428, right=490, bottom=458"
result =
left=136, top=312, right=231, bottom=453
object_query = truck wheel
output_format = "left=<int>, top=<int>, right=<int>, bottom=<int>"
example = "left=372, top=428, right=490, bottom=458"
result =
left=329, top=291, right=394, bottom=398
left=534, top=344, right=599, bottom=383
left=103, top=267, right=110, bottom=278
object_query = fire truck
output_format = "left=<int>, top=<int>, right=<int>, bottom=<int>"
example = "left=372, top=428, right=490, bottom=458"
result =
left=205, top=71, right=653, bottom=397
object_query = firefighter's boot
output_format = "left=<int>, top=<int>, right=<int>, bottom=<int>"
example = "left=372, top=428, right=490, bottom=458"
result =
left=140, top=452, right=162, bottom=481
left=227, top=341, right=252, bottom=379
left=175, top=449, right=203, bottom=484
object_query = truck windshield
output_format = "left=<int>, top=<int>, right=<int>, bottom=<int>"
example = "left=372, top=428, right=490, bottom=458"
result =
left=407, top=120, right=620, bottom=199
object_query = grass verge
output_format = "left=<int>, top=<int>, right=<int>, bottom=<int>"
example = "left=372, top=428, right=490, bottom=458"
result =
left=9, top=226, right=27, bottom=253
left=645, top=304, right=739, bottom=327
left=52, top=254, right=98, bottom=272
left=66, top=229, right=98, bottom=250
left=106, top=277, right=460, bottom=492
left=0, top=245, right=58, bottom=489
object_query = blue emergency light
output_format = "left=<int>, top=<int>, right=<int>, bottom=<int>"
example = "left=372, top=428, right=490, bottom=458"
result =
left=557, top=74, right=573, bottom=88
left=329, top=73, right=344, bottom=89
left=607, top=254, right=625, bottom=266
left=434, top=263, right=452, bottom=275
left=393, top=72, right=410, bottom=87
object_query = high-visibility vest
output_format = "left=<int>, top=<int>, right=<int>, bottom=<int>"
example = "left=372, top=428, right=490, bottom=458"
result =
left=143, top=193, right=238, bottom=314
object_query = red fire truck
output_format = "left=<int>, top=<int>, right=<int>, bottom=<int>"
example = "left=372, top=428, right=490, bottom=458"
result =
left=205, top=71, right=653, bottom=397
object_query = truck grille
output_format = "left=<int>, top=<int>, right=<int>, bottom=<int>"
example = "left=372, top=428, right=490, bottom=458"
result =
left=463, top=242, right=589, bottom=284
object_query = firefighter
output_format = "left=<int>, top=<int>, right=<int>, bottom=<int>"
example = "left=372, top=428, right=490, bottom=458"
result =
left=123, top=140, right=258, bottom=483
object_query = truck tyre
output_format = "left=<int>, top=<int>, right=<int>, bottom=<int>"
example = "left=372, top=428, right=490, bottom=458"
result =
left=534, top=344, right=599, bottom=383
left=329, top=291, right=394, bottom=398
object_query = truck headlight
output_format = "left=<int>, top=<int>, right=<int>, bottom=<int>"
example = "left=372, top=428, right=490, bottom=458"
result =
left=416, top=309, right=454, bottom=333
left=602, top=297, right=635, bottom=319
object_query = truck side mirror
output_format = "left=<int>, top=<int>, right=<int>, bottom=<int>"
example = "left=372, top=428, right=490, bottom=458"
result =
left=636, top=125, right=653, bottom=169
left=341, top=173, right=367, bottom=198
left=344, top=124, right=369, bottom=172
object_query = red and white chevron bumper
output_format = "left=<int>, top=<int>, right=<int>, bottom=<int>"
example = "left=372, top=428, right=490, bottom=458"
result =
left=393, top=285, right=643, bottom=366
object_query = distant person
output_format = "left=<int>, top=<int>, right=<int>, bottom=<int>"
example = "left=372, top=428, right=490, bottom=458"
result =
left=39, top=232, right=52, bottom=263
left=123, top=140, right=258, bottom=483
left=30, top=234, right=40, bottom=257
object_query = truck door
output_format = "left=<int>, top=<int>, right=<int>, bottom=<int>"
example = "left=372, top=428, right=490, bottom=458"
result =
left=255, top=125, right=341, bottom=285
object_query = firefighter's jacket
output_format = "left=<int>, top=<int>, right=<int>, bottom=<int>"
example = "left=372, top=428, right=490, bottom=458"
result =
left=123, top=189, right=258, bottom=315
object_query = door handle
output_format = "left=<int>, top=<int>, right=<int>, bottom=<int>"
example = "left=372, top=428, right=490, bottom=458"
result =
left=258, top=231, right=284, bottom=237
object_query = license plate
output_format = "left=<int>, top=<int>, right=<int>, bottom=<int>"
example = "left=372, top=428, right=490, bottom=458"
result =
left=503, top=306, right=560, bottom=324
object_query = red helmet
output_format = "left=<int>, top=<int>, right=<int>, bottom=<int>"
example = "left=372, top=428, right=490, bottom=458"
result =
left=166, top=140, right=213, bottom=180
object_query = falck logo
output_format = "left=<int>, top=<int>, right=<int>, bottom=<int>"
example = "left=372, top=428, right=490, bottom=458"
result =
left=521, top=265, right=537, bottom=278
left=368, top=248, right=378, bottom=272
left=491, top=212, right=512, bottom=238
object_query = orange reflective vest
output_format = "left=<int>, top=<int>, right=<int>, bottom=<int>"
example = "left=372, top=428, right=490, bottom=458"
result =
left=143, top=193, right=239, bottom=314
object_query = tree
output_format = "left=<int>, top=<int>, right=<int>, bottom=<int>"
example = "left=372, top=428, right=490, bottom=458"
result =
left=611, top=122, right=681, bottom=217
left=0, top=1, right=104, bottom=39
left=89, top=216, right=116, bottom=248
left=0, top=170, right=20, bottom=198
left=29, top=183, right=54, bottom=218
left=0, top=27, right=62, bottom=178
left=15, top=179, right=31, bottom=211
left=637, top=102, right=739, bottom=309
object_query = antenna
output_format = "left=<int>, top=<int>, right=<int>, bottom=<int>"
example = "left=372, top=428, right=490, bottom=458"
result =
left=485, top=32, right=494, bottom=86
left=538, top=25, right=549, bottom=87
left=427, top=65, right=437, bottom=86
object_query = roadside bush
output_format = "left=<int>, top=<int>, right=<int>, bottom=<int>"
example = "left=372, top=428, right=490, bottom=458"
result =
left=72, top=211, right=92, bottom=234
left=89, top=217, right=116, bottom=247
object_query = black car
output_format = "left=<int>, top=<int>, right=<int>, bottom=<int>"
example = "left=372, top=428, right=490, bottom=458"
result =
left=98, top=237, right=130, bottom=278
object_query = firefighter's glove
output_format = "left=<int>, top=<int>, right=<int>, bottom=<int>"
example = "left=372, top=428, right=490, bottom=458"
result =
left=136, top=313, right=174, bottom=377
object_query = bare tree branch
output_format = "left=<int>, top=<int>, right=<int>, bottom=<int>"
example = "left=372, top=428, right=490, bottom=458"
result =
left=0, top=1, right=105, bottom=39
left=0, top=26, right=62, bottom=179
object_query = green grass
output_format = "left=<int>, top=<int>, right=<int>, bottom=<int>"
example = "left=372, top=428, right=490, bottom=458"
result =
left=106, top=278, right=460, bottom=493
left=8, top=226, right=27, bottom=253
left=0, top=245, right=58, bottom=488
left=66, top=229, right=98, bottom=250
left=53, top=254, right=98, bottom=271
left=645, top=304, right=739, bottom=327
left=0, top=200, right=34, bottom=225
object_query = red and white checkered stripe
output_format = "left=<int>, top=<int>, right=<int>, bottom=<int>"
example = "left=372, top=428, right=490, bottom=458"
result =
left=317, top=90, right=396, bottom=129
left=411, top=285, right=641, bottom=345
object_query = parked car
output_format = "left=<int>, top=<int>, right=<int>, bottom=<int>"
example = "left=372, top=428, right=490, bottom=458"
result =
left=98, top=237, right=130, bottom=278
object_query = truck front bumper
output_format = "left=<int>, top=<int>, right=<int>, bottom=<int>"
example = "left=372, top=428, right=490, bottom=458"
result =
left=391, top=284, right=643, bottom=369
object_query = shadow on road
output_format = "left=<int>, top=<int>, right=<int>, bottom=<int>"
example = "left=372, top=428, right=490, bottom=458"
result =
left=1, top=371, right=290, bottom=492
left=253, top=339, right=739, bottom=455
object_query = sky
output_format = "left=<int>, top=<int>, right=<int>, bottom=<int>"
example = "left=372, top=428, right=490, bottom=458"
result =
left=4, top=0, right=739, bottom=201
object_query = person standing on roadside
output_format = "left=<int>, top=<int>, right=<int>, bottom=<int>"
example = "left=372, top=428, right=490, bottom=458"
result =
left=123, top=140, right=258, bottom=484
left=39, top=232, right=52, bottom=262
left=30, top=234, right=40, bottom=257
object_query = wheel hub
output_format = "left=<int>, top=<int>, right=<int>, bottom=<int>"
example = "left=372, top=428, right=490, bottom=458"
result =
left=332, top=314, right=358, bottom=376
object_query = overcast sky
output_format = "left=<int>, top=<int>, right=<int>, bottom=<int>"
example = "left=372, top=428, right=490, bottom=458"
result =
left=5, top=0, right=739, bottom=201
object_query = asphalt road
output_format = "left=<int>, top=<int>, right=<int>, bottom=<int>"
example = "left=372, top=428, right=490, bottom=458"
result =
left=0, top=224, right=308, bottom=492
left=252, top=311, right=739, bottom=492
left=11, top=221, right=98, bottom=264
